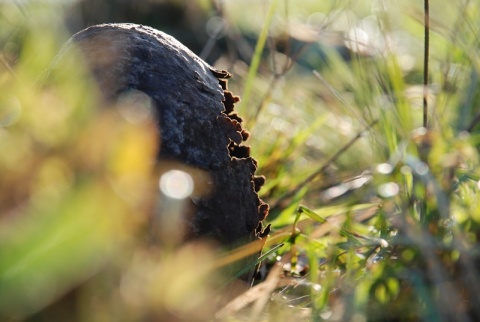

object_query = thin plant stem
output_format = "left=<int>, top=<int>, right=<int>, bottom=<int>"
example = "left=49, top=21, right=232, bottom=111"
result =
left=240, top=0, right=279, bottom=123
left=423, top=0, right=430, bottom=129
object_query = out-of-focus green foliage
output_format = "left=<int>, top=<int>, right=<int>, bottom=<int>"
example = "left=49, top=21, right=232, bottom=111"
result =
left=0, top=3, right=222, bottom=321
left=3, top=0, right=480, bottom=321
left=223, top=0, right=480, bottom=320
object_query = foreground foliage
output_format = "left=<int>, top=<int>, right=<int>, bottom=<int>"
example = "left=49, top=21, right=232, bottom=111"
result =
left=2, top=1, right=480, bottom=321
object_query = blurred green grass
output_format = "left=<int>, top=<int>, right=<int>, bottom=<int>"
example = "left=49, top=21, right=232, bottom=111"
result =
left=2, top=0, right=480, bottom=321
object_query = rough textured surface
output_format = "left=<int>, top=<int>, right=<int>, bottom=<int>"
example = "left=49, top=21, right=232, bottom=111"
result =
left=66, top=23, right=269, bottom=282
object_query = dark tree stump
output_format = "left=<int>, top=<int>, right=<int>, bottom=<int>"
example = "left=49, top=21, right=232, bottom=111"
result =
left=63, top=23, right=269, bottom=283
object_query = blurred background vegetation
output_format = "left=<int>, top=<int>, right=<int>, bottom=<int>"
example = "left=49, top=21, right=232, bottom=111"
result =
left=2, top=0, right=480, bottom=321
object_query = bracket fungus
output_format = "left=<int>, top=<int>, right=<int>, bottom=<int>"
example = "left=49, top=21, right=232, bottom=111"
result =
left=65, top=23, right=269, bottom=283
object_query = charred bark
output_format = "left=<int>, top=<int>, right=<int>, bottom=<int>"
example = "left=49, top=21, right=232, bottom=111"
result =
left=64, top=23, right=269, bottom=283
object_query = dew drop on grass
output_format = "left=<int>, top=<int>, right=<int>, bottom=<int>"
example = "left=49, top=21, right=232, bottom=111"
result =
left=379, top=239, right=389, bottom=248
left=312, top=283, right=322, bottom=292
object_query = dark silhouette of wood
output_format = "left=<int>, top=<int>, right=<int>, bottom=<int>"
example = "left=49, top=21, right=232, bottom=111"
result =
left=63, top=23, right=269, bottom=283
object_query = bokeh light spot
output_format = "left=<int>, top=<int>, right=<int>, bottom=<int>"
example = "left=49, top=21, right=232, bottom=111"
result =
left=378, top=182, right=399, bottom=198
left=414, top=162, right=429, bottom=176
left=116, top=90, right=153, bottom=124
left=376, top=163, right=393, bottom=174
left=159, top=170, right=194, bottom=200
